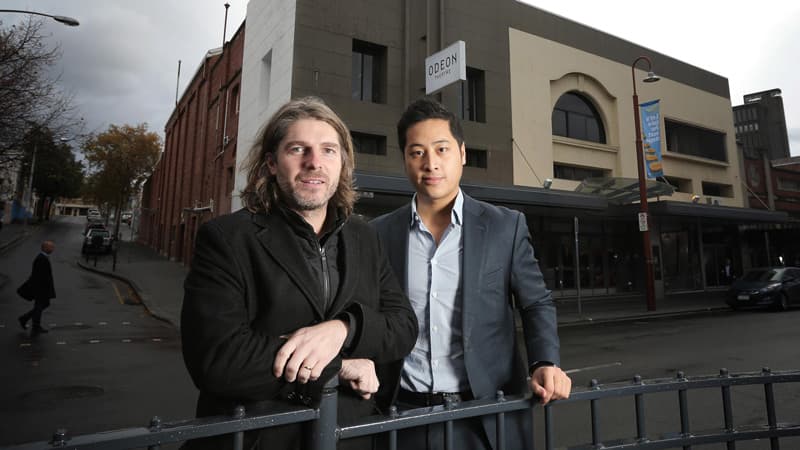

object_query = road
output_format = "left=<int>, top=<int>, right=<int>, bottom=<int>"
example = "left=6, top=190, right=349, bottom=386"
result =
left=551, top=308, right=800, bottom=448
left=0, top=217, right=196, bottom=446
left=1, top=216, right=799, bottom=448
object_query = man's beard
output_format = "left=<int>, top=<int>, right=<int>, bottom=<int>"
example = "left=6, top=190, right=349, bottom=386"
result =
left=276, top=175, right=337, bottom=212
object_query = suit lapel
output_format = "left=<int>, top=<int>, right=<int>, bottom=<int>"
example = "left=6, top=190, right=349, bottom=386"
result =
left=253, top=212, right=325, bottom=318
left=461, top=195, right=487, bottom=337
left=386, top=206, right=411, bottom=291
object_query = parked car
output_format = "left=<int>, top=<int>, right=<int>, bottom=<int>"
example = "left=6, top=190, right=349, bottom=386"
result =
left=82, top=229, right=112, bottom=254
left=121, top=211, right=132, bottom=225
left=725, top=267, right=800, bottom=311
left=83, top=222, right=106, bottom=236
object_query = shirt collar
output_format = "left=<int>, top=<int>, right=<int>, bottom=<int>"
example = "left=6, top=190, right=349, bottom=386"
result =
left=410, top=189, right=464, bottom=228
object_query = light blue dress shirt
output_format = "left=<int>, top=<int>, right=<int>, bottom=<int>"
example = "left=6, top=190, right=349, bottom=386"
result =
left=400, top=190, right=469, bottom=393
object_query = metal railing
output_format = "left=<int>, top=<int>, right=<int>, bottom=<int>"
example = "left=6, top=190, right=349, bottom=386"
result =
left=5, top=368, right=800, bottom=450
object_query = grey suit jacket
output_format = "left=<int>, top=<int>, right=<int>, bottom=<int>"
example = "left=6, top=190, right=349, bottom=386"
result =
left=371, top=193, right=560, bottom=449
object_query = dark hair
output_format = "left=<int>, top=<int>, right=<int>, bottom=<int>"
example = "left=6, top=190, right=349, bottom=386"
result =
left=396, top=97, right=464, bottom=153
left=240, top=97, right=356, bottom=217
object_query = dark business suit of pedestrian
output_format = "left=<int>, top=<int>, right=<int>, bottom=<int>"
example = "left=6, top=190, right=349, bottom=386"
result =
left=371, top=193, right=560, bottom=450
left=20, top=252, right=56, bottom=328
left=181, top=208, right=418, bottom=450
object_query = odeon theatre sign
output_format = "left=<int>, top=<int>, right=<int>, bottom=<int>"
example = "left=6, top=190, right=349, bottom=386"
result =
left=425, top=40, right=466, bottom=94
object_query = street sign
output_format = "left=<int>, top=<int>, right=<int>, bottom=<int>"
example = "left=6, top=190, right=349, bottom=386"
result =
left=638, top=212, right=648, bottom=232
left=425, top=40, right=466, bottom=94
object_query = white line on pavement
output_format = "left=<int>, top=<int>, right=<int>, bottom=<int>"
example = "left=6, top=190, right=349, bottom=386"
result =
left=565, top=361, right=623, bottom=374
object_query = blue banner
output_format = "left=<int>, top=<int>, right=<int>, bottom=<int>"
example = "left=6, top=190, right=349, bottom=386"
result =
left=639, top=99, right=663, bottom=179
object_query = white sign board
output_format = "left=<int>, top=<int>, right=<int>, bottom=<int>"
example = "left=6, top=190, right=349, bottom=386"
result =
left=638, top=212, right=649, bottom=232
left=425, top=40, right=466, bottom=94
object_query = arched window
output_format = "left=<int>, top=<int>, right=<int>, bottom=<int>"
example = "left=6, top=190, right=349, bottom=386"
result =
left=552, top=92, right=606, bottom=144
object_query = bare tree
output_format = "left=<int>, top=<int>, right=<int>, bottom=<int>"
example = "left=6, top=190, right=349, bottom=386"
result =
left=0, top=17, right=82, bottom=166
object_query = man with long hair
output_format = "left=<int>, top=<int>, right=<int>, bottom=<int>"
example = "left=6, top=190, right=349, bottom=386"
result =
left=181, top=97, right=417, bottom=449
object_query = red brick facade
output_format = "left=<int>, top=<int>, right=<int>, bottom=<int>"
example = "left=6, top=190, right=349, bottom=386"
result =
left=743, top=154, right=800, bottom=218
left=139, top=23, right=244, bottom=264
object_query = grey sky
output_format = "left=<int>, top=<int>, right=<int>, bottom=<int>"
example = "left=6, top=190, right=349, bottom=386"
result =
left=2, top=1, right=797, bottom=155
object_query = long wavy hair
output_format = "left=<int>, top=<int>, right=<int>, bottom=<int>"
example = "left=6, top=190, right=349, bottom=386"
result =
left=240, top=97, right=356, bottom=218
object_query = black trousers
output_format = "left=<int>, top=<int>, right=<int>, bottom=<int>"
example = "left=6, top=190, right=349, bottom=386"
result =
left=21, top=297, right=50, bottom=327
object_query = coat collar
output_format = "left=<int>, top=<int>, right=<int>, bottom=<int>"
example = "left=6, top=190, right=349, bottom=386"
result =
left=250, top=208, right=356, bottom=319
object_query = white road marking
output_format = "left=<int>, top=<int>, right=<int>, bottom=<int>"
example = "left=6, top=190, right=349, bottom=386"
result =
left=74, top=322, right=83, bottom=326
left=151, top=338, right=162, bottom=342
left=20, top=343, right=31, bottom=347
left=122, top=339, right=132, bottom=343
left=89, top=339, right=101, bottom=344
left=99, top=321, right=108, bottom=326
left=122, top=321, right=131, bottom=325
left=56, top=341, right=67, bottom=345
left=565, top=361, right=623, bottom=374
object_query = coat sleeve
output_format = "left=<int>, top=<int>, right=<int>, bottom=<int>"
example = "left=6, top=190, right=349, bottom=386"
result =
left=181, top=221, right=290, bottom=400
left=509, top=212, right=561, bottom=367
left=344, top=230, right=418, bottom=364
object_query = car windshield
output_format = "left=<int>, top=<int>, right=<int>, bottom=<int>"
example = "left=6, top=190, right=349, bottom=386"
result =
left=740, top=269, right=782, bottom=282
left=89, top=230, right=110, bottom=237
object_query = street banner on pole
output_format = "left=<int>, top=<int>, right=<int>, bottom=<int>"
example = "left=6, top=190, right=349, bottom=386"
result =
left=639, top=99, right=663, bottom=178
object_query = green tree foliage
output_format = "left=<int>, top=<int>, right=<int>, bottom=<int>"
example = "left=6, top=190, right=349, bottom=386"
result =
left=82, top=124, right=161, bottom=235
left=20, top=126, right=84, bottom=219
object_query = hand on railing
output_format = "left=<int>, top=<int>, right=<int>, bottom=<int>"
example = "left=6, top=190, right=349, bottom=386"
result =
left=339, top=358, right=379, bottom=399
left=530, top=365, right=572, bottom=405
left=273, top=319, right=349, bottom=384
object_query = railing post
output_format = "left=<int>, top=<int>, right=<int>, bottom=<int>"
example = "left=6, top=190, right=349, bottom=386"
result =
left=633, top=375, right=647, bottom=442
left=309, top=376, right=339, bottom=450
left=676, top=371, right=691, bottom=450
left=544, top=403, right=554, bottom=450
left=232, top=405, right=246, bottom=450
left=762, top=367, right=780, bottom=450
left=148, top=416, right=162, bottom=450
left=50, top=428, right=68, bottom=447
left=388, top=405, right=399, bottom=450
left=495, top=390, right=506, bottom=450
left=589, top=379, right=601, bottom=447
left=719, top=368, right=735, bottom=450
left=444, top=396, right=455, bottom=450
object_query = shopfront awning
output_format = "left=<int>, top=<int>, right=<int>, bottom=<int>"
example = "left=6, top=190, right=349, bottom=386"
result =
left=575, top=177, right=675, bottom=205
left=354, top=171, right=608, bottom=211
left=649, top=201, right=788, bottom=224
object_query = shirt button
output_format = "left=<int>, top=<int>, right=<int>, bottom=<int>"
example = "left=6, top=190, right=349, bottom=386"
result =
left=432, top=326, right=438, bottom=333
left=432, top=291, right=438, bottom=298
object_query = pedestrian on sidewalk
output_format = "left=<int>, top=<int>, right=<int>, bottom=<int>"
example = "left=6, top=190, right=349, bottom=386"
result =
left=181, top=97, right=417, bottom=450
left=18, top=240, right=56, bottom=335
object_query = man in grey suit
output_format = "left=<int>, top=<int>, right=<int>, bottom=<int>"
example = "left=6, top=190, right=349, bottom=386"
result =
left=371, top=97, right=571, bottom=449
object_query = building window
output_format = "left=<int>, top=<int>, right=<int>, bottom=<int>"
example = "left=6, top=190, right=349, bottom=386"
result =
left=777, top=178, right=800, bottom=192
left=351, top=131, right=386, bottom=156
left=665, top=119, right=727, bottom=162
left=465, top=148, right=487, bottom=168
left=459, top=67, right=486, bottom=123
left=552, top=92, right=606, bottom=144
left=352, top=40, right=386, bottom=103
left=232, top=85, right=240, bottom=115
left=663, top=176, right=692, bottom=193
left=701, top=181, right=733, bottom=197
left=553, top=163, right=607, bottom=181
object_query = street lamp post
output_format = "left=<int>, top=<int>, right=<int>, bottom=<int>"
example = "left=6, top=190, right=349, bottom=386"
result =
left=0, top=9, right=80, bottom=26
left=631, top=55, right=660, bottom=311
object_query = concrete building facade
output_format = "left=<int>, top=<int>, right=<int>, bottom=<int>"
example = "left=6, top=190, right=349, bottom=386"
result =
left=231, top=0, right=786, bottom=303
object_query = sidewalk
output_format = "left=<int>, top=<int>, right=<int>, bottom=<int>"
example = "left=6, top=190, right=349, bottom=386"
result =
left=77, top=241, right=188, bottom=327
left=77, top=240, right=731, bottom=330
left=0, top=222, right=32, bottom=254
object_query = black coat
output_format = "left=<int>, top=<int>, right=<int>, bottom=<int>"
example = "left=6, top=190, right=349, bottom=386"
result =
left=181, top=209, right=418, bottom=449
left=30, top=253, right=55, bottom=300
